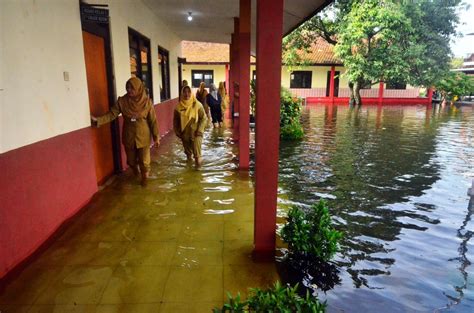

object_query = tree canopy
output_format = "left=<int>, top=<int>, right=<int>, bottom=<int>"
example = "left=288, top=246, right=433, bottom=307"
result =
left=283, top=0, right=465, bottom=105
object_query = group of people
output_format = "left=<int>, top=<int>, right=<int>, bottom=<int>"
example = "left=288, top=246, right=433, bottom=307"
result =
left=91, top=77, right=228, bottom=186
left=182, top=80, right=227, bottom=128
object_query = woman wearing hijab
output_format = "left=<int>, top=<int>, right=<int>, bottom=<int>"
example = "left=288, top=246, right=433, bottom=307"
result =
left=91, top=77, right=159, bottom=186
left=206, top=83, right=223, bottom=128
left=218, top=81, right=228, bottom=118
left=173, top=86, right=207, bottom=167
left=195, top=82, right=211, bottom=125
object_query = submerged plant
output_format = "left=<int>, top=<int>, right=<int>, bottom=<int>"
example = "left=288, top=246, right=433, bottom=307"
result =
left=280, top=199, right=342, bottom=262
left=213, top=281, right=326, bottom=313
left=280, top=87, right=304, bottom=140
left=250, top=82, right=304, bottom=140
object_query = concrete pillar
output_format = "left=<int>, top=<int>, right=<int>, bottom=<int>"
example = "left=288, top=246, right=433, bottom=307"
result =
left=253, top=0, right=284, bottom=260
left=238, top=0, right=250, bottom=169
left=427, top=87, right=433, bottom=104
left=329, top=65, right=336, bottom=103
left=378, top=81, right=384, bottom=105
left=232, top=18, right=240, bottom=140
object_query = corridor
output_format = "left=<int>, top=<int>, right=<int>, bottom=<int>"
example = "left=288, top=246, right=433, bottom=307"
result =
left=0, top=127, right=278, bottom=313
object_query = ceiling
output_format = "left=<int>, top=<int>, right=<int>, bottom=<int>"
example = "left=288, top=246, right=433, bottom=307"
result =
left=142, top=0, right=331, bottom=49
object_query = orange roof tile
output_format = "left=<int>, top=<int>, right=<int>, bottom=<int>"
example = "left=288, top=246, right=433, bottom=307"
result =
left=181, top=38, right=341, bottom=65
left=181, top=41, right=255, bottom=63
left=296, top=37, right=342, bottom=65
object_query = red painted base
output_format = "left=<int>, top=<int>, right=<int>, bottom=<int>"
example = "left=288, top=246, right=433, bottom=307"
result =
left=306, top=97, right=431, bottom=105
left=0, top=98, right=179, bottom=281
left=0, top=127, right=98, bottom=279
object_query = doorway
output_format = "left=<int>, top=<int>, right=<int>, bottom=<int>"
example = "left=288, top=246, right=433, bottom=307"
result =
left=82, top=16, right=120, bottom=185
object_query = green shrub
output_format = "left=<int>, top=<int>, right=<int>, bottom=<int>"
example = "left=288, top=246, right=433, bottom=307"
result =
left=280, top=200, right=342, bottom=262
left=435, top=72, right=474, bottom=103
left=249, top=82, right=304, bottom=140
left=280, top=121, right=304, bottom=140
left=213, top=281, right=326, bottom=313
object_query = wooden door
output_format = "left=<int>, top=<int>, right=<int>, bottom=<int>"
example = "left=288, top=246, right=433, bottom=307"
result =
left=83, top=31, right=114, bottom=185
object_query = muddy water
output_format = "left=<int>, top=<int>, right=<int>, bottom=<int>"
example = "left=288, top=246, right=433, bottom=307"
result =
left=277, top=104, right=474, bottom=312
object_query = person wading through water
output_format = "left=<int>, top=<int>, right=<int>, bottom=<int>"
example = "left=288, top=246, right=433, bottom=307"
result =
left=91, top=77, right=159, bottom=186
left=173, top=86, right=207, bottom=168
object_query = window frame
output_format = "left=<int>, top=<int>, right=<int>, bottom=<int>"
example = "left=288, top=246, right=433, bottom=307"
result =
left=158, top=46, right=171, bottom=101
left=191, top=70, right=214, bottom=88
left=290, top=71, right=312, bottom=89
left=128, top=28, right=153, bottom=99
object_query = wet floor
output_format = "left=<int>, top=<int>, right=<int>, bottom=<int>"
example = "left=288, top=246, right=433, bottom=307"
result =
left=277, top=104, right=474, bottom=312
left=0, top=125, right=278, bottom=313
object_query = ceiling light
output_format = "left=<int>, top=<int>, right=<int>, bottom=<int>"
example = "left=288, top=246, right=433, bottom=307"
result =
left=187, top=12, right=193, bottom=21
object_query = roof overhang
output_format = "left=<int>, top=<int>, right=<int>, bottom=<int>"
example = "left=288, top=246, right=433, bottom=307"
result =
left=142, top=0, right=332, bottom=51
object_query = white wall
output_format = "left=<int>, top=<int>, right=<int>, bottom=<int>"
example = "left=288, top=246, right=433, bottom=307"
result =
left=0, top=0, right=182, bottom=153
left=1, top=0, right=90, bottom=153
left=103, top=0, right=182, bottom=102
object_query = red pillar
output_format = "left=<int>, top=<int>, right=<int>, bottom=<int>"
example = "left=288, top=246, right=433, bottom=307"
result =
left=329, top=66, right=336, bottom=103
left=232, top=18, right=240, bottom=140
left=225, top=64, right=230, bottom=119
left=378, top=81, right=384, bottom=105
left=225, top=64, right=230, bottom=96
left=254, top=0, right=284, bottom=260
left=238, top=0, right=250, bottom=169
left=229, top=37, right=234, bottom=119
left=427, top=87, right=433, bottom=104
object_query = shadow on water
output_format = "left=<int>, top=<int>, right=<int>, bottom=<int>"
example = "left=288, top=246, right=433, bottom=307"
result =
left=276, top=104, right=474, bottom=312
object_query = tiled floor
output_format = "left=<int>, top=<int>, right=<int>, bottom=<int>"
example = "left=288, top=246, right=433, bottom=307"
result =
left=0, top=126, right=279, bottom=312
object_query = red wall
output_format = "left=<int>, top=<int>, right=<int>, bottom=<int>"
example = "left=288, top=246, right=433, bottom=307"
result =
left=306, top=97, right=431, bottom=105
left=0, top=128, right=98, bottom=278
left=0, top=98, right=178, bottom=279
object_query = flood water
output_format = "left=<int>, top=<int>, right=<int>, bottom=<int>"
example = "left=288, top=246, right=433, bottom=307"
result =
left=276, top=104, right=474, bottom=312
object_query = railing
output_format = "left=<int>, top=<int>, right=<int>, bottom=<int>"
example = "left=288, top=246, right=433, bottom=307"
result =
left=289, top=88, right=326, bottom=98
left=290, top=88, right=422, bottom=98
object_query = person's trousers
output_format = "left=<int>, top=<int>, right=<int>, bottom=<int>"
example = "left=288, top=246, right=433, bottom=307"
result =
left=182, top=136, right=202, bottom=159
left=125, top=145, right=151, bottom=174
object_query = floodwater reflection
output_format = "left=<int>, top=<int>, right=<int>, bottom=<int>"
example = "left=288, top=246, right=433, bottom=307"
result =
left=277, top=104, right=474, bottom=312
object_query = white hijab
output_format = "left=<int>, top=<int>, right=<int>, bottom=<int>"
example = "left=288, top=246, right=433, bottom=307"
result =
left=209, top=83, right=218, bottom=100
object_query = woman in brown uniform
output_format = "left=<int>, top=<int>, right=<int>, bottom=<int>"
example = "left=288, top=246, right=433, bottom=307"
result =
left=195, top=82, right=211, bottom=125
left=173, top=86, right=207, bottom=167
left=91, top=77, right=159, bottom=186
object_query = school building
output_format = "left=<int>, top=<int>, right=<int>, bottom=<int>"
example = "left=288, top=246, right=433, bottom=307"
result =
left=182, top=38, right=432, bottom=105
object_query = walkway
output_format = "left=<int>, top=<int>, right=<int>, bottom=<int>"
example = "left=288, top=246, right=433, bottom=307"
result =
left=0, top=126, right=278, bottom=312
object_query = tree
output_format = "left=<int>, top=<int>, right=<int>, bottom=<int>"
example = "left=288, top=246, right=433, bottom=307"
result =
left=335, top=0, right=412, bottom=105
left=283, top=0, right=464, bottom=106
left=435, top=71, right=474, bottom=104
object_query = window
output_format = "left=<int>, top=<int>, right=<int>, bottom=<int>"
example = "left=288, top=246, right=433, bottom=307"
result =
left=290, top=71, right=312, bottom=88
left=386, top=81, right=406, bottom=90
left=158, top=46, right=170, bottom=101
left=191, top=70, right=214, bottom=88
left=129, top=28, right=153, bottom=99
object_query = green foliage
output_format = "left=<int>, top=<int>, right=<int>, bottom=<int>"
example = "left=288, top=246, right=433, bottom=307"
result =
left=400, top=0, right=463, bottom=87
left=450, top=57, right=464, bottom=69
left=213, top=292, right=247, bottom=313
left=250, top=79, right=256, bottom=117
left=334, top=0, right=412, bottom=85
left=281, top=122, right=304, bottom=141
left=281, top=200, right=342, bottom=262
left=280, top=87, right=304, bottom=140
left=214, top=281, right=326, bottom=313
left=284, top=0, right=465, bottom=104
left=435, top=72, right=474, bottom=102
left=250, top=82, right=304, bottom=140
